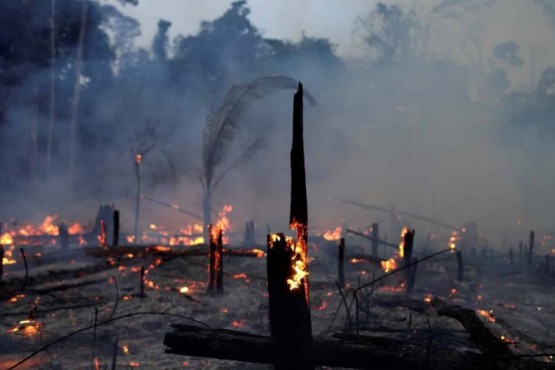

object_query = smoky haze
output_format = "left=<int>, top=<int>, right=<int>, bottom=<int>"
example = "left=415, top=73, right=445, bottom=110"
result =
left=1, top=0, right=555, bottom=251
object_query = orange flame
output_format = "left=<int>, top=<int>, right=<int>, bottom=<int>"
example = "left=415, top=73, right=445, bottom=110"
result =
left=322, top=226, right=341, bottom=241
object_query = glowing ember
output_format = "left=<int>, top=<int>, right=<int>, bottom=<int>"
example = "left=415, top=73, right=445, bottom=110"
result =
left=129, top=361, right=140, bottom=368
left=316, top=301, right=328, bottom=310
left=252, top=249, right=265, bottom=258
left=179, top=286, right=189, bottom=294
left=286, top=236, right=309, bottom=291
left=231, top=320, right=246, bottom=328
left=450, top=288, right=457, bottom=296
left=349, top=258, right=366, bottom=264
left=135, top=153, right=142, bottom=165
left=233, top=273, right=247, bottom=279
left=122, top=344, right=130, bottom=355
left=477, top=309, right=496, bottom=323
left=424, top=294, right=433, bottom=304
left=322, top=226, right=342, bottom=241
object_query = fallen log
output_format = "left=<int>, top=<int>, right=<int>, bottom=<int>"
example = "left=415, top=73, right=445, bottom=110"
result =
left=164, top=324, right=486, bottom=369
left=431, top=297, right=551, bottom=369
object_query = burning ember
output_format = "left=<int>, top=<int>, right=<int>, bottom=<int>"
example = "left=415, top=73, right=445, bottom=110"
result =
left=179, top=286, right=189, bottom=294
left=322, top=226, right=341, bottom=241
left=477, top=309, right=496, bottom=323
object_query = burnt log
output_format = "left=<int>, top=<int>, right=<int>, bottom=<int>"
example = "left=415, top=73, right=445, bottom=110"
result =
left=431, top=297, right=548, bottom=369
left=58, top=223, right=69, bottom=250
left=164, top=324, right=528, bottom=369
left=217, top=229, right=224, bottom=294
left=403, top=229, right=414, bottom=291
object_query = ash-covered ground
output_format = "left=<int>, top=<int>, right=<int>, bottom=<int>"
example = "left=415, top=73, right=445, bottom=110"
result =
left=1, top=237, right=554, bottom=369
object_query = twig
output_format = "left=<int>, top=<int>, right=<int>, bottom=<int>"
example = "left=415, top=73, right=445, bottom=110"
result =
left=111, top=339, right=118, bottom=370
left=92, top=307, right=98, bottom=370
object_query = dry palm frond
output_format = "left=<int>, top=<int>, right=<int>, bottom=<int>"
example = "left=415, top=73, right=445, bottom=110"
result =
left=202, top=76, right=315, bottom=193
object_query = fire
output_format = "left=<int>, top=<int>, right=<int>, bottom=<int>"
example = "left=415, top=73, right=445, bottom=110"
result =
left=252, top=249, right=265, bottom=258
left=423, top=294, right=433, bottom=304
left=233, top=273, right=247, bottom=279
left=7, top=319, right=42, bottom=336
left=380, top=226, right=407, bottom=273
left=129, top=361, right=140, bottom=368
left=450, top=288, right=457, bottom=297
left=179, top=286, right=189, bottom=294
left=449, top=230, right=461, bottom=251
left=322, top=226, right=341, bottom=241
left=135, top=153, right=142, bottom=165
left=286, top=235, right=309, bottom=291
left=1, top=232, right=13, bottom=245
left=477, top=309, right=496, bottom=323
left=122, top=344, right=130, bottom=355
left=380, top=258, right=398, bottom=273
left=398, top=226, right=409, bottom=258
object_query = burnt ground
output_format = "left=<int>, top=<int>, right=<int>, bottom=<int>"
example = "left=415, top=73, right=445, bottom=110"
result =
left=1, top=240, right=555, bottom=369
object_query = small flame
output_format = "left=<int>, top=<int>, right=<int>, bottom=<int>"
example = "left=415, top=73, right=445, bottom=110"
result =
left=424, top=294, right=433, bottom=304
left=135, top=153, right=142, bottom=165
left=477, top=309, right=496, bottom=323
left=322, top=226, right=342, bottom=241
left=350, top=258, right=365, bottom=264
left=179, top=286, right=189, bottom=294
left=233, top=273, right=247, bottom=279
left=380, top=258, right=398, bottom=273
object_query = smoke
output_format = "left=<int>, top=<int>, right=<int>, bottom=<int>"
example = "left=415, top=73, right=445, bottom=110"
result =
left=1, top=0, right=555, bottom=252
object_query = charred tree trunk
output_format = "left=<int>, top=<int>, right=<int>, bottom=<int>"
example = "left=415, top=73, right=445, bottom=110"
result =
left=407, top=258, right=418, bottom=293
left=528, top=231, right=534, bottom=272
left=372, top=222, right=379, bottom=257
left=203, top=192, right=211, bottom=247
left=112, top=210, right=119, bottom=246
left=403, top=229, right=414, bottom=291
left=134, top=156, right=141, bottom=241
left=58, top=223, right=69, bottom=251
left=338, top=238, right=345, bottom=288
left=137, top=266, right=146, bottom=297
left=290, top=82, right=308, bottom=239
left=267, top=234, right=313, bottom=369
left=216, top=229, right=224, bottom=294
left=207, top=225, right=223, bottom=294
left=0, top=223, right=4, bottom=280
left=456, top=250, right=464, bottom=282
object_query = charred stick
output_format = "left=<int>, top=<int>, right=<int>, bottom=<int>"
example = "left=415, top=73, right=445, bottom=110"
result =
left=528, top=231, right=535, bottom=271
left=267, top=233, right=313, bottom=369
left=113, top=210, right=119, bottom=246
left=456, top=250, right=464, bottom=282
left=371, top=222, right=379, bottom=257
left=207, top=225, right=217, bottom=294
left=137, top=266, right=146, bottom=298
left=346, top=229, right=398, bottom=249
left=338, top=238, right=345, bottom=288
left=111, top=338, right=118, bottom=370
